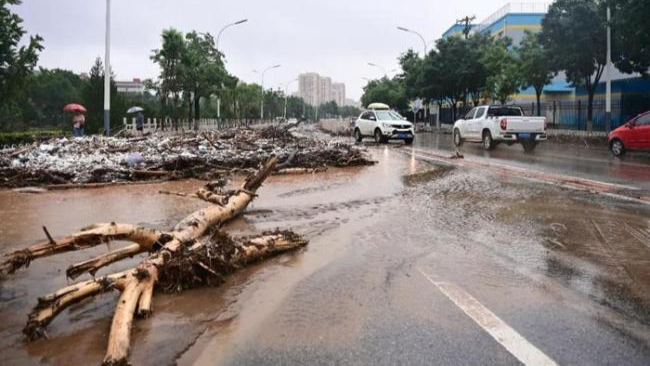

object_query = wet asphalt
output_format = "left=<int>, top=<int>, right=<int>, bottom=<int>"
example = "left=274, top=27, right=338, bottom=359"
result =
left=2, top=127, right=650, bottom=365
left=184, top=132, right=650, bottom=365
left=413, top=131, right=650, bottom=191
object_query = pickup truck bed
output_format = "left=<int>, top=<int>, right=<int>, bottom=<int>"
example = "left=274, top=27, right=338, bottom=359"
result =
left=453, top=105, right=547, bottom=152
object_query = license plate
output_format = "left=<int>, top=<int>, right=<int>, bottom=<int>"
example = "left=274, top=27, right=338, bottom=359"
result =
left=398, top=133, right=408, bottom=138
left=519, top=133, right=531, bottom=139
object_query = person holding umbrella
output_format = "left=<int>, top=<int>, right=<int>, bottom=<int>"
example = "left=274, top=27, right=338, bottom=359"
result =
left=64, top=103, right=87, bottom=137
left=127, top=106, right=145, bottom=136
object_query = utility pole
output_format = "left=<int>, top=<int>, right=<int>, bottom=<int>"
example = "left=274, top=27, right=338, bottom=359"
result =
left=456, top=15, right=476, bottom=39
left=605, top=4, right=612, bottom=133
left=103, top=0, right=111, bottom=136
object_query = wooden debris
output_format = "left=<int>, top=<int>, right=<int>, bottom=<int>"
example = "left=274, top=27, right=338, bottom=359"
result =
left=1, top=157, right=308, bottom=366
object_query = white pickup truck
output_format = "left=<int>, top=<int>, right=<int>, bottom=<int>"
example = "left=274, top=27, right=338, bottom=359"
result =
left=452, top=105, right=547, bottom=152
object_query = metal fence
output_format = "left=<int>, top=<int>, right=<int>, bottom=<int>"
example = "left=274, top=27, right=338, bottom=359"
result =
left=121, top=117, right=268, bottom=135
left=512, top=100, right=628, bottom=131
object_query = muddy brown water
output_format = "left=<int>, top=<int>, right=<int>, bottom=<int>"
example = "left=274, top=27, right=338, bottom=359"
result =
left=1, top=146, right=650, bottom=365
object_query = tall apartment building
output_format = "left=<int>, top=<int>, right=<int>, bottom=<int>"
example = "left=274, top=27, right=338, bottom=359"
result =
left=331, top=83, right=346, bottom=106
left=319, top=77, right=332, bottom=104
left=298, top=72, right=348, bottom=106
left=298, top=72, right=321, bottom=106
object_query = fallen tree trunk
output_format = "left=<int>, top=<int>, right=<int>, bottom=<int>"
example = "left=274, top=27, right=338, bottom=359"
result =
left=2, top=156, right=308, bottom=366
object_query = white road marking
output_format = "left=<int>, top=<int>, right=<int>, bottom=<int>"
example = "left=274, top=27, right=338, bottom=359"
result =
left=418, top=268, right=558, bottom=366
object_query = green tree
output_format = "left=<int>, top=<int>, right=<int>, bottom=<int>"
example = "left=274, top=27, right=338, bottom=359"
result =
left=285, top=95, right=307, bottom=119
left=428, top=37, right=471, bottom=120
left=466, top=33, right=493, bottom=104
left=21, top=68, right=83, bottom=129
left=517, top=31, right=556, bottom=116
left=318, top=101, right=339, bottom=118
left=262, top=88, right=284, bottom=120
left=236, top=82, right=261, bottom=119
left=339, top=105, right=361, bottom=118
left=151, top=28, right=186, bottom=125
left=482, top=38, right=521, bottom=105
left=540, top=0, right=606, bottom=131
left=0, top=0, right=43, bottom=130
left=361, top=77, right=409, bottom=114
left=181, top=31, right=228, bottom=123
left=418, top=49, right=444, bottom=109
left=398, top=49, right=424, bottom=100
left=611, top=0, right=650, bottom=75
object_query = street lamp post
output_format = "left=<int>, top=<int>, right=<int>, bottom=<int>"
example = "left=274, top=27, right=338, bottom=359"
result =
left=215, top=19, right=247, bottom=120
left=103, top=0, right=111, bottom=136
left=368, top=62, right=387, bottom=77
left=283, top=78, right=298, bottom=121
left=397, top=26, right=429, bottom=127
left=254, top=64, right=281, bottom=121
left=216, top=19, right=248, bottom=50
left=397, top=26, right=427, bottom=56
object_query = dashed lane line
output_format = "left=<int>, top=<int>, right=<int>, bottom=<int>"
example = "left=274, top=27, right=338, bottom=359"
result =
left=418, top=268, right=558, bottom=366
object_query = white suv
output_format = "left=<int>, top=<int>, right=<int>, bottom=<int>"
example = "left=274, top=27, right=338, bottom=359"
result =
left=353, top=108, right=414, bottom=144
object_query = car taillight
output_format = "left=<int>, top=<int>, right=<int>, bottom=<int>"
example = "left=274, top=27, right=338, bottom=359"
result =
left=500, top=118, right=507, bottom=130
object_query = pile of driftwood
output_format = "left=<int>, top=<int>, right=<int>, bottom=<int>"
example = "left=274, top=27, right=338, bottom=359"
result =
left=0, top=125, right=374, bottom=188
left=1, top=157, right=308, bottom=365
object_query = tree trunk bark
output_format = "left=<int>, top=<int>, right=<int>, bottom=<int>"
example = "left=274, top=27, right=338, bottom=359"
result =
left=587, top=87, right=595, bottom=133
left=535, top=88, right=542, bottom=117
left=451, top=101, right=457, bottom=122
left=4, top=157, right=308, bottom=366
left=194, top=92, right=201, bottom=131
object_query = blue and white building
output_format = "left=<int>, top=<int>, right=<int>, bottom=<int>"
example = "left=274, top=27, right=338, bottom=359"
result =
left=440, top=2, right=650, bottom=129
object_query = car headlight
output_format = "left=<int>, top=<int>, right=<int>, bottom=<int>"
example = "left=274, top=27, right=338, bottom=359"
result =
left=382, top=123, right=391, bottom=128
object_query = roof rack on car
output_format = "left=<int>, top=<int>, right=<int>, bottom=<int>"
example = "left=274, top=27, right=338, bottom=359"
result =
left=367, top=103, right=390, bottom=110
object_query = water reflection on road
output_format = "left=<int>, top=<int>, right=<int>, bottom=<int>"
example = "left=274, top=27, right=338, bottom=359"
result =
left=414, top=132, right=650, bottom=190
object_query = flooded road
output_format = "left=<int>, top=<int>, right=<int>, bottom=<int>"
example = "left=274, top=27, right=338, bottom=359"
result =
left=2, top=133, right=650, bottom=365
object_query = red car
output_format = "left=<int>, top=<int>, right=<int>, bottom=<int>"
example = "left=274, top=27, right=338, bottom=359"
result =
left=608, top=111, right=650, bottom=156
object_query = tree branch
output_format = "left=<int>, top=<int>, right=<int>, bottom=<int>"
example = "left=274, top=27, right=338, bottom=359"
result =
left=2, top=223, right=169, bottom=274
left=66, top=243, right=145, bottom=279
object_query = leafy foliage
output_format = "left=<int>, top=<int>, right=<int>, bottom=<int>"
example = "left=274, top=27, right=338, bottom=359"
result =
left=517, top=31, right=556, bottom=115
left=540, top=0, right=606, bottom=127
left=151, top=28, right=186, bottom=119
left=482, top=38, right=521, bottom=105
left=21, top=68, right=83, bottom=129
left=181, top=31, right=228, bottom=120
left=398, top=49, right=424, bottom=100
left=611, top=0, right=650, bottom=75
left=360, top=77, right=409, bottom=114
left=0, top=0, right=43, bottom=130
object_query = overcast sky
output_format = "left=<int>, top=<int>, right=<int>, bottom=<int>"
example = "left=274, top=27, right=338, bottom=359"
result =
left=14, top=0, right=514, bottom=100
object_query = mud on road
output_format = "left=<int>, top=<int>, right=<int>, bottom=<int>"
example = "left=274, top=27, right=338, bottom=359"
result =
left=1, top=138, right=650, bottom=365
